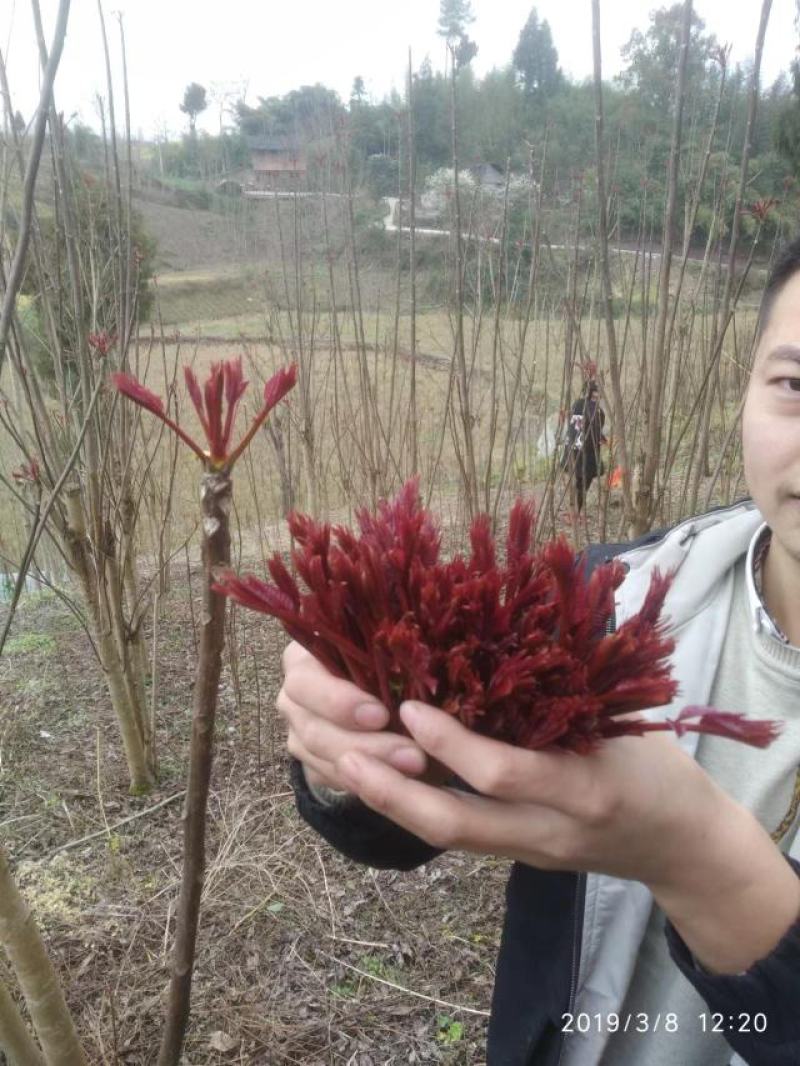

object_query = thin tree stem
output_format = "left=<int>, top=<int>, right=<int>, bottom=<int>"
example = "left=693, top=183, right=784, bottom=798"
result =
left=0, top=0, right=70, bottom=376
left=157, top=470, right=231, bottom=1066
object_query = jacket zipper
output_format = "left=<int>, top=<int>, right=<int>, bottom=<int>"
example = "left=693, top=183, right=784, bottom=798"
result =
left=556, top=871, right=586, bottom=1066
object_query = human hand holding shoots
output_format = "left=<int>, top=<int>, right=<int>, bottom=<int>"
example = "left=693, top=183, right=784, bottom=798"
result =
left=219, top=479, right=779, bottom=754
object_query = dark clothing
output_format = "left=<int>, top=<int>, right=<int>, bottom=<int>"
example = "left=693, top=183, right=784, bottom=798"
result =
left=291, top=751, right=800, bottom=1066
left=563, top=397, right=605, bottom=511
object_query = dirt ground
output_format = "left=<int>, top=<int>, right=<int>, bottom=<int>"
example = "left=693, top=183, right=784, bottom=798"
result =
left=0, top=561, right=507, bottom=1065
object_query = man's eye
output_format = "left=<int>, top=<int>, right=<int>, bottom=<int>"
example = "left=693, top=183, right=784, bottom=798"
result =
left=778, top=378, right=800, bottom=392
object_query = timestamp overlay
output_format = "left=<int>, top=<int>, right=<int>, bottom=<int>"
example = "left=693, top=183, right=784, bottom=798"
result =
left=560, top=1012, right=768, bottom=1035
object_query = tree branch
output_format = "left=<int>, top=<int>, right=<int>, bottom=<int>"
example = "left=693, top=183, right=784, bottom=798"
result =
left=0, top=0, right=71, bottom=377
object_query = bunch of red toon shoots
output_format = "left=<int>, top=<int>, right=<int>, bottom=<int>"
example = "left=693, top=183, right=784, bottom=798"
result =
left=215, top=480, right=780, bottom=754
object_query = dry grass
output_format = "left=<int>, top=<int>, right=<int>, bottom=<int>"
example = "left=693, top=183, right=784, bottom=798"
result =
left=0, top=566, right=505, bottom=1064
left=0, top=296, right=755, bottom=574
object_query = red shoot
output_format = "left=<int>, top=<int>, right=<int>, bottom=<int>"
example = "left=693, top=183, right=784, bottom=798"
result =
left=748, top=198, right=779, bottom=223
left=88, top=331, right=116, bottom=358
left=214, top=480, right=780, bottom=755
left=111, top=360, right=296, bottom=469
left=11, top=458, right=41, bottom=484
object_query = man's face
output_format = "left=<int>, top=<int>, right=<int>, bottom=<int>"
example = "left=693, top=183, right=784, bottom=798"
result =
left=743, top=269, right=800, bottom=560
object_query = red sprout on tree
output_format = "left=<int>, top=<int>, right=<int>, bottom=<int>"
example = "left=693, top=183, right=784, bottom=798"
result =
left=88, top=330, right=116, bottom=358
left=111, top=357, right=297, bottom=469
left=748, top=198, right=779, bottom=223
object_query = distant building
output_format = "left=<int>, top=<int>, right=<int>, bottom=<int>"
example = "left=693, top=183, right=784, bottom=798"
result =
left=247, top=135, right=307, bottom=191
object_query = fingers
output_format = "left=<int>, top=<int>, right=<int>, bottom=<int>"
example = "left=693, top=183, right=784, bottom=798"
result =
left=397, top=700, right=582, bottom=811
left=281, top=642, right=389, bottom=732
left=278, top=688, right=429, bottom=791
left=281, top=640, right=311, bottom=671
left=278, top=644, right=436, bottom=793
left=337, top=751, right=485, bottom=850
left=336, top=750, right=571, bottom=865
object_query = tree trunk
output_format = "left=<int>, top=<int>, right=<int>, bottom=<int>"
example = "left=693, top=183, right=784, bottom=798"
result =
left=687, top=0, right=771, bottom=516
left=64, top=502, right=154, bottom=793
left=157, top=470, right=231, bottom=1066
left=407, top=49, right=419, bottom=478
left=96, top=620, right=153, bottom=793
left=0, top=848, right=87, bottom=1066
left=632, top=0, right=693, bottom=534
left=0, top=977, right=45, bottom=1066
left=120, top=494, right=151, bottom=721
left=449, top=48, right=479, bottom=520
left=591, top=0, right=634, bottom=525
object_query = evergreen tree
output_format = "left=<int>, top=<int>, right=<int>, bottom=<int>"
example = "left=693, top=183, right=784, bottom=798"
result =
left=775, top=62, right=800, bottom=173
left=618, top=5, right=718, bottom=117
left=235, top=84, right=344, bottom=141
left=437, top=0, right=475, bottom=40
left=437, top=0, right=478, bottom=66
left=412, top=61, right=451, bottom=165
left=512, top=8, right=563, bottom=99
left=773, top=0, right=800, bottom=170
left=351, top=76, right=366, bottom=107
left=180, top=82, right=208, bottom=136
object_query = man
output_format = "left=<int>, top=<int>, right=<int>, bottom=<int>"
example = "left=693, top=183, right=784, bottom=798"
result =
left=278, top=239, right=800, bottom=1064
left=563, top=379, right=606, bottom=513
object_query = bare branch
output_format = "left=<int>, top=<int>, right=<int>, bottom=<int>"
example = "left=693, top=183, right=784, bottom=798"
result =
left=0, top=0, right=71, bottom=376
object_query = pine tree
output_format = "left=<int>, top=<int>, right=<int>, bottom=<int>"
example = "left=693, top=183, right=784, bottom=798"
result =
left=776, top=61, right=800, bottom=173
left=351, top=75, right=366, bottom=107
left=437, top=0, right=475, bottom=41
left=512, top=8, right=563, bottom=99
left=437, top=0, right=478, bottom=67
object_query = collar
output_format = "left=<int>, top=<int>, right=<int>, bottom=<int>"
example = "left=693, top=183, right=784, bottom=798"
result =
left=745, top=522, right=790, bottom=645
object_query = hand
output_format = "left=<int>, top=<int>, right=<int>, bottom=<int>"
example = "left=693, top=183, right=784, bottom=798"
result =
left=335, top=699, right=800, bottom=973
left=277, top=642, right=440, bottom=794
left=333, top=698, right=724, bottom=882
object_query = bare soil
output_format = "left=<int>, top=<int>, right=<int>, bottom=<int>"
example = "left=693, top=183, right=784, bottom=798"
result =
left=0, top=562, right=506, bottom=1065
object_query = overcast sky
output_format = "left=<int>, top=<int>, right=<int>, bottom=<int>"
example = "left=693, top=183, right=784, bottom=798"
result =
left=1, top=0, right=797, bottom=139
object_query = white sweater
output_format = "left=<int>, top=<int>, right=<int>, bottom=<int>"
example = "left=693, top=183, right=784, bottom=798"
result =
left=600, top=542, right=800, bottom=1066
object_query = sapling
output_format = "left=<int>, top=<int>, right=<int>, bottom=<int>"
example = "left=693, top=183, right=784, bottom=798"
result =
left=112, top=357, right=296, bottom=1066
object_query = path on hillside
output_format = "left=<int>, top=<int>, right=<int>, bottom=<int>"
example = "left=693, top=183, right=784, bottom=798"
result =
left=382, top=197, right=501, bottom=244
left=379, top=197, right=734, bottom=271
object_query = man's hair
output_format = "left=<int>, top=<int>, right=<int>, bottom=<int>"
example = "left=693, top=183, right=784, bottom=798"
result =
left=756, top=235, right=800, bottom=340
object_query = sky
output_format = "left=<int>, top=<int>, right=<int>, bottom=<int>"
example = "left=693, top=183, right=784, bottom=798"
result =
left=1, top=0, right=797, bottom=139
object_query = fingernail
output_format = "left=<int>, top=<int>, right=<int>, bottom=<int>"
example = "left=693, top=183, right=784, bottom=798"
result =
left=399, top=700, right=424, bottom=729
left=389, top=746, right=426, bottom=774
left=354, top=703, right=388, bottom=728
